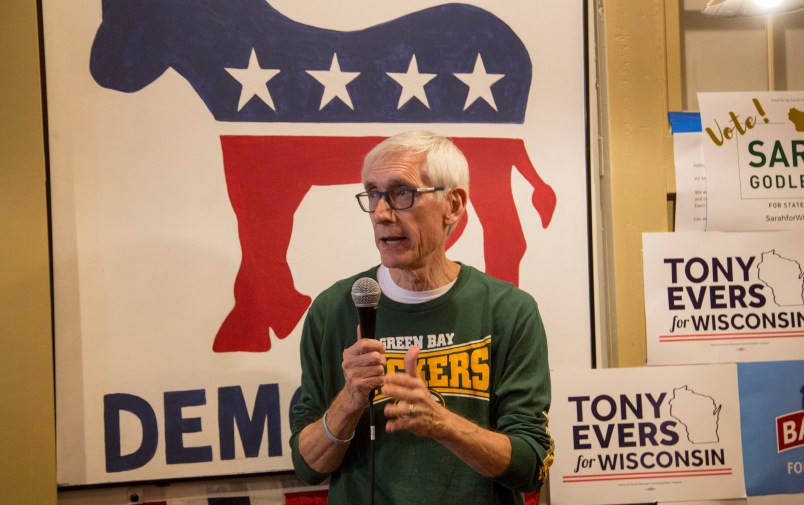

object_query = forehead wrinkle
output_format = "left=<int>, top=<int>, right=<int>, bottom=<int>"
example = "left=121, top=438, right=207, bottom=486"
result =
left=363, top=152, right=427, bottom=188
left=364, top=175, right=419, bottom=190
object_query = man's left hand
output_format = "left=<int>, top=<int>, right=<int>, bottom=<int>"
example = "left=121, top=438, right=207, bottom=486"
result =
left=382, top=345, right=444, bottom=438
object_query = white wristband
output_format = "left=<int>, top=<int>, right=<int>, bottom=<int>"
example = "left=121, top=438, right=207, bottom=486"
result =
left=322, top=409, right=354, bottom=445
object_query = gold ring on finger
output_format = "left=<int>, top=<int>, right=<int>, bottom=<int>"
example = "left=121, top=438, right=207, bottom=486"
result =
left=408, top=403, right=416, bottom=417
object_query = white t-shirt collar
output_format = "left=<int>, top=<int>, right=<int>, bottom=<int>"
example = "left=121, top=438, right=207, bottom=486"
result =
left=377, top=265, right=457, bottom=304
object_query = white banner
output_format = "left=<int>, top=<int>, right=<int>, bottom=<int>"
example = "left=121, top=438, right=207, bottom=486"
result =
left=45, top=0, right=592, bottom=485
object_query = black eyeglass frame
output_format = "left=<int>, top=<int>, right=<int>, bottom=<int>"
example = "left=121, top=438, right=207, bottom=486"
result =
left=355, top=186, right=446, bottom=213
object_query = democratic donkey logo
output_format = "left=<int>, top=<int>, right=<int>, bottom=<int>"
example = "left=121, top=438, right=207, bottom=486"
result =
left=90, top=0, right=556, bottom=352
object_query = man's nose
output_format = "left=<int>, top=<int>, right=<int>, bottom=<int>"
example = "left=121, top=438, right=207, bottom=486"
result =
left=373, top=195, right=395, bottom=221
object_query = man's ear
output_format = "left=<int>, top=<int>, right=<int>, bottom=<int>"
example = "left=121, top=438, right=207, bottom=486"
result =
left=444, top=187, right=468, bottom=227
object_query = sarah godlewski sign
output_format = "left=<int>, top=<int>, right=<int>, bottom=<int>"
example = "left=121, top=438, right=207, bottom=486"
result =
left=643, top=231, right=804, bottom=365
left=45, top=0, right=591, bottom=485
left=549, top=365, right=745, bottom=505
left=699, top=91, right=804, bottom=231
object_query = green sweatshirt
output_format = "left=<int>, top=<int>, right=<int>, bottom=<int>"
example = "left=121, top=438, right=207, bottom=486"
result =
left=290, top=264, right=553, bottom=504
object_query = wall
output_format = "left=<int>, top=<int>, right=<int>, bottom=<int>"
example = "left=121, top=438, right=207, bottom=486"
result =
left=0, top=0, right=57, bottom=504
left=596, top=0, right=673, bottom=367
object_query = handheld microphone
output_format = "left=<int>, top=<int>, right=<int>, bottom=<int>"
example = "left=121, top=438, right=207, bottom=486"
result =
left=351, top=277, right=381, bottom=339
left=350, top=278, right=381, bottom=505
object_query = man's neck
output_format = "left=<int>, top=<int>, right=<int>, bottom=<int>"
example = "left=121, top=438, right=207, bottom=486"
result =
left=388, top=259, right=461, bottom=291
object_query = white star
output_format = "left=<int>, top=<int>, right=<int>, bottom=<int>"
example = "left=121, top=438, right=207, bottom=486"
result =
left=386, top=55, right=437, bottom=110
left=453, top=54, right=505, bottom=111
left=225, top=48, right=280, bottom=111
left=306, top=53, right=361, bottom=110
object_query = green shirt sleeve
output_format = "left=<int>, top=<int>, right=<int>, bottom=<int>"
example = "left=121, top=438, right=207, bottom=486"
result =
left=489, top=292, right=554, bottom=492
left=289, top=278, right=359, bottom=485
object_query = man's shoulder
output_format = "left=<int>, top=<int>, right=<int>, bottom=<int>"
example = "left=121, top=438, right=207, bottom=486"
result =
left=456, top=266, right=541, bottom=322
left=462, top=264, right=534, bottom=300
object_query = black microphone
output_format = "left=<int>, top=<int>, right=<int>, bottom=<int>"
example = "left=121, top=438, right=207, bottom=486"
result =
left=351, top=278, right=381, bottom=505
left=351, top=277, right=381, bottom=339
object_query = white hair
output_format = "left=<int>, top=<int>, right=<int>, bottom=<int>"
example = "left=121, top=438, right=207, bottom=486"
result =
left=362, top=130, right=470, bottom=197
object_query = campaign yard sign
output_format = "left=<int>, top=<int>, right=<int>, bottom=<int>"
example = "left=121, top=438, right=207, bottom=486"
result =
left=698, top=91, right=804, bottom=231
left=44, top=0, right=591, bottom=485
left=643, top=232, right=804, bottom=365
left=738, top=360, right=804, bottom=497
left=549, top=365, right=746, bottom=505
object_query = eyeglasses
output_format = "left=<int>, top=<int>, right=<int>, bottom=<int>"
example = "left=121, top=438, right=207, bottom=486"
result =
left=355, top=186, right=446, bottom=213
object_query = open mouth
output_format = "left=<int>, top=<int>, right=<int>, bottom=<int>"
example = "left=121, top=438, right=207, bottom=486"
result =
left=381, top=235, right=407, bottom=245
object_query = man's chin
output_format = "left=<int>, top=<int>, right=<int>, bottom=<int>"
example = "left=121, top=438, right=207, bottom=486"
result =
left=378, top=254, right=410, bottom=271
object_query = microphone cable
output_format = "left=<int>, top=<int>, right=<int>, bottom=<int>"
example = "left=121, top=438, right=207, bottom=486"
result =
left=369, top=391, right=376, bottom=505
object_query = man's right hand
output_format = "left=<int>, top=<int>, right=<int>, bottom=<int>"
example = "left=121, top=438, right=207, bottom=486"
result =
left=341, top=327, right=386, bottom=411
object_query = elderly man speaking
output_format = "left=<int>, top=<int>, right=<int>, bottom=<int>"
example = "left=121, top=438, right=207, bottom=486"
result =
left=290, top=130, right=553, bottom=504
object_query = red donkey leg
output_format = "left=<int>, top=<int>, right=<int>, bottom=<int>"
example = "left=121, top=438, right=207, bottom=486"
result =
left=214, top=136, right=381, bottom=352
left=452, top=138, right=556, bottom=286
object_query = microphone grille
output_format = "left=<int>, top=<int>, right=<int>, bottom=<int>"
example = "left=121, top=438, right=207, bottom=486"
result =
left=351, top=277, right=381, bottom=307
